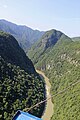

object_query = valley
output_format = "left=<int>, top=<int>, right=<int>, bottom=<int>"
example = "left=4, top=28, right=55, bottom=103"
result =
left=0, top=20, right=80, bottom=120
left=0, top=31, right=45, bottom=120
left=28, top=29, right=80, bottom=120
left=36, top=70, right=53, bottom=120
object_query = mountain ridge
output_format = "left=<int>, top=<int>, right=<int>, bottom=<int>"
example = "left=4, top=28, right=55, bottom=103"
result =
left=28, top=29, right=71, bottom=64
left=28, top=29, right=80, bottom=120
left=0, top=31, right=35, bottom=74
left=0, top=19, right=44, bottom=52
left=72, top=37, right=80, bottom=41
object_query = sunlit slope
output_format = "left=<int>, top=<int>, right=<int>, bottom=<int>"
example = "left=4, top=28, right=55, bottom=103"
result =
left=28, top=29, right=80, bottom=120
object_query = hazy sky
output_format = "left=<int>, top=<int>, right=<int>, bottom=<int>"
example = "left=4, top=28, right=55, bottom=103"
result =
left=0, top=0, right=80, bottom=37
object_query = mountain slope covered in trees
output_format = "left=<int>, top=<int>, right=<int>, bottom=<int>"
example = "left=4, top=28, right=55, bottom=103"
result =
left=0, top=31, right=35, bottom=74
left=0, top=31, right=45, bottom=120
left=72, top=37, right=80, bottom=41
left=28, top=29, right=80, bottom=120
left=0, top=19, right=44, bottom=52
left=28, top=29, right=71, bottom=65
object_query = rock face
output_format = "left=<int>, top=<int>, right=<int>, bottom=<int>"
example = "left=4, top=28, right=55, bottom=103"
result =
left=28, top=29, right=70, bottom=64
left=0, top=19, right=44, bottom=52
left=41, top=29, right=63, bottom=49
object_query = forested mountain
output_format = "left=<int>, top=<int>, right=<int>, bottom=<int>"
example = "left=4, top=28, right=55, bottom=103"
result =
left=0, top=31, right=45, bottom=120
left=28, top=29, right=71, bottom=64
left=72, top=37, right=80, bottom=41
left=28, top=29, right=80, bottom=120
left=0, top=19, right=44, bottom=52
left=0, top=31, right=35, bottom=74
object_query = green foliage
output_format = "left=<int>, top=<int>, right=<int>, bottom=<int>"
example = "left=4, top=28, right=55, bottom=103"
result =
left=0, top=32, right=45, bottom=119
left=72, top=37, right=80, bottom=41
left=0, top=31, right=10, bottom=37
left=27, top=29, right=70, bottom=64
left=0, top=56, right=45, bottom=119
left=28, top=29, right=80, bottom=120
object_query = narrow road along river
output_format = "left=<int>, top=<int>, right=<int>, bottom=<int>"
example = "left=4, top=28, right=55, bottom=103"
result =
left=36, top=70, right=54, bottom=120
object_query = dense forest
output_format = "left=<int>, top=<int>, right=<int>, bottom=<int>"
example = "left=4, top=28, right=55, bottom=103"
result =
left=0, top=31, right=45, bottom=120
left=28, top=30, right=80, bottom=120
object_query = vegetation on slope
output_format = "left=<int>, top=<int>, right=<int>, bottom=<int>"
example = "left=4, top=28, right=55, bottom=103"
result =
left=0, top=31, right=45, bottom=120
left=0, top=57, right=45, bottom=120
left=72, top=37, right=80, bottom=41
left=28, top=29, right=80, bottom=120
left=0, top=31, right=35, bottom=74
left=28, top=29, right=70, bottom=64
left=0, top=19, right=44, bottom=52
left=44, top=41, right=80, bottom=120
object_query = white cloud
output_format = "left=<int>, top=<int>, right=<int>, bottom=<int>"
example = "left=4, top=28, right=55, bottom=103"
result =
left=3, top=5, right=7, bottom=8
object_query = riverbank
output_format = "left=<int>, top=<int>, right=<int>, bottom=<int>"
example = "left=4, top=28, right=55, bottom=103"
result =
left=36, top=70, right=54, bottom=120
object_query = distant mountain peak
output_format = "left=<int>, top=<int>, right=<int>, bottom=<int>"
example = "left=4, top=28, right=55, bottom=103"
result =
left=28, top=29, right=71, bottom=64
left=41, top=29, right=63, bottom=49
left=0, top=19, right=44, bottom=52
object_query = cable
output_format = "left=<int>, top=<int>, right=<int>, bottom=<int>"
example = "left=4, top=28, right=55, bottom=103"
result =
left=27, top=79, right=80, bottom=112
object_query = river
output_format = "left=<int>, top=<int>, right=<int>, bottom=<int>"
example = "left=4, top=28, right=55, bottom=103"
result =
left=36, top=70, right=54, bottom=120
